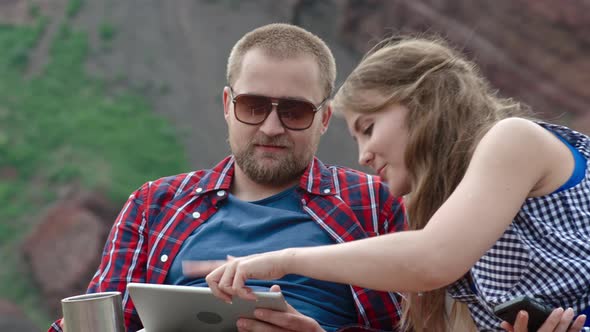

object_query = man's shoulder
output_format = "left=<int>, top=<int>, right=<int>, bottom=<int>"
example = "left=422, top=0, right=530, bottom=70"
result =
left=326, top=164, right=388, bottom=188
left=138, top=169, right=211, bottom=198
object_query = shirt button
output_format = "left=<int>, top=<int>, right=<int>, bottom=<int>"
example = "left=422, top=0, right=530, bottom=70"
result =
left=192, top=212, right=200, bottom=219
left=217, top=190, right=226, bottom=197
left=160, top=254, right=168, bottom=263
left=195, top=187, right=203, bottom=193
left=323, top=188, right=331, bottom=194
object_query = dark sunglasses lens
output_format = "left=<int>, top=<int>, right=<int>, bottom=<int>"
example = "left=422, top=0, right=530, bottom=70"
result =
left=234, top=95, right=272, bottom=125
left=277, top=100, right=316, bottom=130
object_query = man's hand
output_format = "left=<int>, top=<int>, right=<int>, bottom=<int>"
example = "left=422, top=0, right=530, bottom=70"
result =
left=236, top=285, right=325, bottom=332
left=205, top=251, right=291, bottom=303
left=500, top=308, right=587, bottom=332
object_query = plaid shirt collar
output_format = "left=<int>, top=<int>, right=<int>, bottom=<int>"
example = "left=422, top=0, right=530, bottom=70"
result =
left=188, top=155, right=338, bottom=198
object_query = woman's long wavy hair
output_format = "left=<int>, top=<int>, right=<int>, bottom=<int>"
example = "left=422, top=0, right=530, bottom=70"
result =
left=333, top=36, right=532, bottom=331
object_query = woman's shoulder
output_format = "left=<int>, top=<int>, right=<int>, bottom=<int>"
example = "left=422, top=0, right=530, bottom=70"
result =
left=476, top=117, right=548, bottom=158
left=478, top=117, right=572, bottom=157
left=465, top=118, right=557, bottom=193
left=487, top=117, right=543, bottom=140
left=479, top=118, right=580, bottom=196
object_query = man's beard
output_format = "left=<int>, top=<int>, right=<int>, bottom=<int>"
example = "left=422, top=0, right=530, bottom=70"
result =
left=232, top=134, right=312, bottom=186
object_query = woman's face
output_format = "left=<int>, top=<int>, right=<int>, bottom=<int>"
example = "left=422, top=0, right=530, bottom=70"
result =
left=342, top=94, right=411, bottom=196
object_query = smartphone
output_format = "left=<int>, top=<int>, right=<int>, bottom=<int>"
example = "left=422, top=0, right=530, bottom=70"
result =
left=493, top=296, right=553, bottom=331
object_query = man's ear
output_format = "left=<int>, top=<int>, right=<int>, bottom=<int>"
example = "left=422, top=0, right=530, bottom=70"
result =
left=222, top=87, right=231, bottom=120
left=319, top=102, right=333, bottom=135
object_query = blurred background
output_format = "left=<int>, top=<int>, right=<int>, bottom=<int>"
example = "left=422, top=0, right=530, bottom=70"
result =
left=0, top=0, right=588, bottom=330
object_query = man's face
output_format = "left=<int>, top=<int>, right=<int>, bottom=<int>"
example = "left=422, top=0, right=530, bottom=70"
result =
left=223, top=48, right=331, bottom=186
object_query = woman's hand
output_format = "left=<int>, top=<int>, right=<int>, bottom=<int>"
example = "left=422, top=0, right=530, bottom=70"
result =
left=500, top=308, right=587, bottom=332
left=205, top=250, right=293, bottom=302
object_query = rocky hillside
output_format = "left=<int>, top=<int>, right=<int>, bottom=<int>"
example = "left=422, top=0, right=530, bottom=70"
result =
left=338, top=0, right=590, bottom=132
left=69, top=0, right=590, bottom=167
left=2, top=0, right=588, bottom=168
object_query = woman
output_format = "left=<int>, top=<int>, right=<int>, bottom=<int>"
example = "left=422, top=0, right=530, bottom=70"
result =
left=203, top=37, right=590, bottom=331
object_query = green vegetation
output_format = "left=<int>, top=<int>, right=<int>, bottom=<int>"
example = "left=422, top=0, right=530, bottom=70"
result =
left=66, top=0, right=84, bottom=18
left=0, top=1, right=188, bottom=329
left=28, top=2, right=41, bottom=18
left=99, top=22, right=116, bottom=42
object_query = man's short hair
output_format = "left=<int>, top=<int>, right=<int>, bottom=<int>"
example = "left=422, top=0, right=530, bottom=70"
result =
left=227, top=23, right=336, bottom=99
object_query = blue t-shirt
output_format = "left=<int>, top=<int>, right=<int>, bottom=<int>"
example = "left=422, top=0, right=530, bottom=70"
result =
left=165, top=187, right=357, bottom=331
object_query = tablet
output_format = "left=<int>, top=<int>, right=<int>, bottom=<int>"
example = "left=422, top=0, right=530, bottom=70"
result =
left=127, top=283, right=288, bottom=332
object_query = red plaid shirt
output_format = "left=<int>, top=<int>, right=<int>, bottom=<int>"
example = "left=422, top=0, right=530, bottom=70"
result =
left=49, top=156, right=406, bottom=332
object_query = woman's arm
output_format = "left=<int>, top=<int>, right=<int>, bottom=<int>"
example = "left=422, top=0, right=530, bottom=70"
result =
left=207, top=119, right=565, bottom=298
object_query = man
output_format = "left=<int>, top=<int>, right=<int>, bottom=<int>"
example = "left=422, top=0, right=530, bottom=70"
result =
left=49, top=23, right=406, bottom=332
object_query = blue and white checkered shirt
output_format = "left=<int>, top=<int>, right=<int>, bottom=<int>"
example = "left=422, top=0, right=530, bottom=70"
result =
left=449, top=122, right=590, bottom=331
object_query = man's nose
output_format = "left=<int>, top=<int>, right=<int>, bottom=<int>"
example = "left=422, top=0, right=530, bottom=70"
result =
left=259, top=104, right=286, bottom=136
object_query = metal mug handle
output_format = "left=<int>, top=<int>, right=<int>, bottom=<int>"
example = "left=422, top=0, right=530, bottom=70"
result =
left=61, top=291, right=125, bottom=332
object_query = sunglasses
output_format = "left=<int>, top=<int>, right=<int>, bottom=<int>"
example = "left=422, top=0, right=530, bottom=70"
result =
left=228, top=87, right=329, bottom=131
